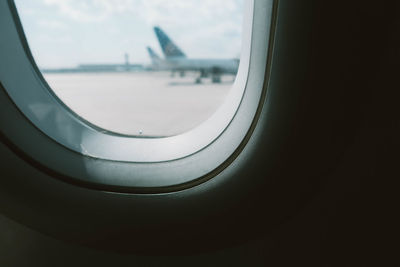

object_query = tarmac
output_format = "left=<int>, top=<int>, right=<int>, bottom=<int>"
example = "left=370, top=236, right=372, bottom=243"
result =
left=44, top=71, right=235, bottom=137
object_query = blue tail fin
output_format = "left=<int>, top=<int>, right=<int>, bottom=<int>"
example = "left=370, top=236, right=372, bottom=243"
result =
left=147, top=46, right=161, bottom=64
left=154, top=26, right=186, bottom=58
left=147, top=46, right=161, bottom=60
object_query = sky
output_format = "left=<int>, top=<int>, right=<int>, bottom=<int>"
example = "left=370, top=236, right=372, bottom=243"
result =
left=14, top=0, right=244, bottom=68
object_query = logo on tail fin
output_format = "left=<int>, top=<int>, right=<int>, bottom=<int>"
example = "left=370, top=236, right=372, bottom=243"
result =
left=154, top=26, right=186, bottom=58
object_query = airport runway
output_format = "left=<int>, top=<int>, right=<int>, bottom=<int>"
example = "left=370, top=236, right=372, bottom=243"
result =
left=44, top=71, right=235, bottom=137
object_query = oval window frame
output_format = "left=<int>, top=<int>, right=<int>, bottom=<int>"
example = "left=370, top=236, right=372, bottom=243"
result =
left=0, top=0, right=277, bottom=191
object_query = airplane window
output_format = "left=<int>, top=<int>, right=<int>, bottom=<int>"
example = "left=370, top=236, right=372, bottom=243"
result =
left=14, top=0, right=245, bottom=137
left=3, top=0, right=272, bottom=181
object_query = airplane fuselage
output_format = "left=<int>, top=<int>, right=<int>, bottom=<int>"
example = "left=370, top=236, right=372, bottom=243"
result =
left=164, top=57, right=239, bottom=75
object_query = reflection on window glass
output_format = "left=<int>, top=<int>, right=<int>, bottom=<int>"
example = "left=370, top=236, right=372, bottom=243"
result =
left=15, top=0, right=244, bottom=137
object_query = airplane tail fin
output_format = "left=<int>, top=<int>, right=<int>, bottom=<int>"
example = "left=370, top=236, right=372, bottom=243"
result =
left=147, top=46, right=161, bottom=65
left=154, top=26, right=186, bottom=58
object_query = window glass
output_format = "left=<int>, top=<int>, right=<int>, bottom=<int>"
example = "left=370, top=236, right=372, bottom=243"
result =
left=14, top=0, right=244, bottom=137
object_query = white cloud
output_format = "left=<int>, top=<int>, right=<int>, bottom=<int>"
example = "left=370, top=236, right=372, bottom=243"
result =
left=42, top=0, right=130, bottom=22
left=40, top=0, right=244, bottom=27
left=37, top=19, right=68, bottom=30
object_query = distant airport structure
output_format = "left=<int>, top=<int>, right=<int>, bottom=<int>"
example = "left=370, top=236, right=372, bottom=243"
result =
left=41, top=53, right=144, bottom=73
left=40, top=27, right=240, bottom=85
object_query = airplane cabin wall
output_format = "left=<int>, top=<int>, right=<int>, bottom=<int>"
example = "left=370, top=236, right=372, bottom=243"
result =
left=1, top=0, right=399, bottom=265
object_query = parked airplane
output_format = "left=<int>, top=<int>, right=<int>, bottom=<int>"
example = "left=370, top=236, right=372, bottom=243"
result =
left=146, top=46, right=169, bottom=71
left=152, top=26, right=240, bottom=83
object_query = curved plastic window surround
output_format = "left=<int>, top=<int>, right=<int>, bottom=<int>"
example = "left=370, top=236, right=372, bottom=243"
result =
left=0, top=0, right=276, bottom=190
